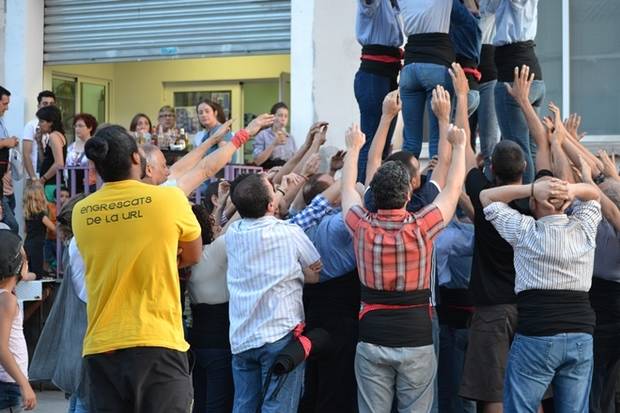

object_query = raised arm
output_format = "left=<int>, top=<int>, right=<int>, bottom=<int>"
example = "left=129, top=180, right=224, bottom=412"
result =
left=480, top=178, right=569, bottom=208
left=364, top=90, right=401, bottom=186
left=580, top=158, right=620, bottom=230
left=449, top=63, right=471, bottom=147
left=429, top=85, right=453, bottom=188
left=169, top=119, right=232, bottom=179
left=432, top=126, right=467, bottom=222
left=506, top=65, right=551, bottom=172
left=342, top=124, right=365, bottom=216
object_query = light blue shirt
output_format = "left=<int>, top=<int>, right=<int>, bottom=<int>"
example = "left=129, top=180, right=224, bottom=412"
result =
left=305, top=210, right=356, bottom=283
left=480, top=0, right=539, bottom=46
left=356, top=0, right=404, bottom=47
left=398, top=0, right=452, bottom=36
left=435, top=220, right=474, bottom=289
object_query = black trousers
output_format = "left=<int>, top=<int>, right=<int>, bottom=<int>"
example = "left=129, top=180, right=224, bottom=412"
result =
left=298, top=271, right=360, bottom=413
left=590, top=334, right=620, bottom=413
left=84, top=347, right=193, bottom=413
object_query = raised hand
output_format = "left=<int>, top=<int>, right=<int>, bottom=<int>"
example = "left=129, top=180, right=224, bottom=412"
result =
left=431, top=85, right=451, bottom=124
left=217, top=180, right=231, bottom=201
left=304, top=121, right=329, bottom=146
left=330, top=150, right=346, bottom=172
left=449, top=62, right=469, bottom=97
left=345, top=123, right=365, bottom=150
left=382, top=90, right=401, bottom=118
left=246, top=114, right=275, bottom=137
left=281, top=173, right=305, bottom=192
left=598, top=150, right=619, bottom=180
left=302, top=153, right=321, bottom=177
left=447, top=124, right=466, bottom=147
left=564, top=113, right=586, bottom=140
left=314, top=124, right=328, bottom=146
left=210, top=119, right=233, bottom=144
left=533, top=177, right=569, bottom=208
left=506, top=65, right=534, bottom=104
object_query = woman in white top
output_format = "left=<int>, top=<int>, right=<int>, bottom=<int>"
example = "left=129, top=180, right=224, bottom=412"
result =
left=66, top=113, right=98, bottom=192
left=187, top=204, right=233, bottom=413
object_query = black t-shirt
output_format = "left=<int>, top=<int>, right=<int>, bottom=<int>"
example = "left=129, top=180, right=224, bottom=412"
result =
left=465, top=168, right=530, bottom=305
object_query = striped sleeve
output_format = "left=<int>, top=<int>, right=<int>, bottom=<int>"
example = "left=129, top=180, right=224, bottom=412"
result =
left=290, top=224, right=321, bottom=268
left=413, top=205, right=445, bottom=241
left=483, top=201, right=532, bottom=246
left=571, top=200, right=602, bottom=246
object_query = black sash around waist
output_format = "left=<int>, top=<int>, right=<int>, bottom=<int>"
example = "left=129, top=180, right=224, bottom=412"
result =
left=404, top=33, right=455, bottom=67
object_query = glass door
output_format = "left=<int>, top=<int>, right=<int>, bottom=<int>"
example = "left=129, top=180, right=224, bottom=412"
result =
left=80, top=81, right=109, bottom=124
left=52, top=76, right=77, bottom=141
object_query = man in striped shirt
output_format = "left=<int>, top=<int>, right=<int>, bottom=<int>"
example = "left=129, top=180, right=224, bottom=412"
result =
left=480, top=177, right=601, bottom=412
left=225, top=173, right=322, bottom=413
left=341, top=123, right=468, bottom=413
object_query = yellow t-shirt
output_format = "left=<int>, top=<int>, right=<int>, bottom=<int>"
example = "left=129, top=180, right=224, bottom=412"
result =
left=72, top=179, right=201, bottom=356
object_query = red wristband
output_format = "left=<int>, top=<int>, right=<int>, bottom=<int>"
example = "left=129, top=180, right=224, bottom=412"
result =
left=231, top=129, right=250, bottom=149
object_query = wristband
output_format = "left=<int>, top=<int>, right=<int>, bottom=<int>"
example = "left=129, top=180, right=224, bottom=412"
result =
left=231, top=129, right=250, bottom=149
left=276, top=187, right=286, bottom=196
left=594, top=173, right=606, bottom=185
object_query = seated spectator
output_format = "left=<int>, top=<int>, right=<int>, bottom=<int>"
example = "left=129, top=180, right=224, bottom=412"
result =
left=193, top=99, right=234, bottom=160
left=252, top=102, right=297, bottom=168
left=129, top=113, right=153, bottom=139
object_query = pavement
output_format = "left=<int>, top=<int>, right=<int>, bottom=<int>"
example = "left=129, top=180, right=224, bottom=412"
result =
left=34, top=390, right=68, bottom=412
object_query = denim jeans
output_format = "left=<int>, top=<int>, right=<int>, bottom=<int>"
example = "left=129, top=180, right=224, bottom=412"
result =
left=231, top=333, right=304, bottom=413
left=354, top=70, right=397, bottom=183
left=400, top=63, right=453, bottom=158
left=356, top=342, right=436, bottom=413
left=192, top=347, right=234, bottom=413
left=494, top=79, right=545, bottom=183
left=438, top=326, right=477, bottom=413
left=477, top=80, right=500, bottom=179
left=0, top=381, right=21, bottom=411
left=504, top=333, right=594, bottom=413
left=1, top=196, right=18, bottom=234
left=68, top=394, right=88, bottom=413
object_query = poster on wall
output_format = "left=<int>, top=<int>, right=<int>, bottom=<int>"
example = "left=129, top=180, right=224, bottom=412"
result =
left=173, top=90, right=231, bottom=134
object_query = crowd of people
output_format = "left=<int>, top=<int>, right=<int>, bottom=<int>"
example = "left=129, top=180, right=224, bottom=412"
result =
left=0, top=0, right=619, bottom=413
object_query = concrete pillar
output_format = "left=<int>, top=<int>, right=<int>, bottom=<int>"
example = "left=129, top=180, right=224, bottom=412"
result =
left=4, top=0, right=45, bottom=232
left=291, top=0, right=358, bottom=150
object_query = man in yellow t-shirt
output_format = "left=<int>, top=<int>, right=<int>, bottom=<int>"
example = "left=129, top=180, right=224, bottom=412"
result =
left=72, top=125, right=201, bottom=412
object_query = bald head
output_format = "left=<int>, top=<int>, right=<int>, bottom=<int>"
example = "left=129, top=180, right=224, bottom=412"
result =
left=140, top=143, right=169, bottom=185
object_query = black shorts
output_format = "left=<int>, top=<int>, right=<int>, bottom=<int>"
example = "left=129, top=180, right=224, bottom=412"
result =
left=84, top=347, right=193, bottom=413
left=459, top=304, right=517, bottom=402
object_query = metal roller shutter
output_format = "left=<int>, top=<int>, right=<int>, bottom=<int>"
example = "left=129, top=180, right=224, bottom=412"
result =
left=44, top=0, right=290, bottom=64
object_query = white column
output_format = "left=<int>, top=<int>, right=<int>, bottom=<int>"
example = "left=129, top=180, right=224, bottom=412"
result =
left=4, top=0, right=45, bottom=232
left=291, top=0, right=358, bottom=150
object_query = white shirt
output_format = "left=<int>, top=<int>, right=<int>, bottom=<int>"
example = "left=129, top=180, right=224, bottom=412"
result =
left=69, top=237, right=88, bottom=303
left=225, top=215, right=320, bottom=354
left=22, top=118, right=39, bottom=174
left=398, top=0, right=452, bottom=36
left=484, top=200, right=602, bottom=294
left=189, top=236, right=229, bottom=305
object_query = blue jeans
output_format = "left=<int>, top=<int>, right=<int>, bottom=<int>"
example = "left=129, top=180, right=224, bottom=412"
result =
left=494, top=79, right=545, bottom=183
left=400, top=63, right=453, bottom=158
left=477, top=80, right=500, bottom=179
left=232, top=333, right=304, bottom=413
left=192, top=347, right=234, bottom=413
left=354, top=70, right=397, bottom=183
left=0, top=381, right=20, bottom=411
left=438, top=326, right=477, bottom=413
left=68, top=394, right=88, bottom=413
left=504, top=333, right=594, bottom=413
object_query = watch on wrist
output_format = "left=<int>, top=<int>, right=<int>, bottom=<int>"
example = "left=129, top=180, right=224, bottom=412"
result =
left=594, top=173, right=606, bottom=185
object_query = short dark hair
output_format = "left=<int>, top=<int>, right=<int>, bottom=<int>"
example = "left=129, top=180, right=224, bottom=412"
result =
left=0, top=86, right=11, bottom=99
left=202, top=181, right=221, bottom=214
left=37, top=90, right=56, bottom=104
left=370, top=161, right=411, bottom=210
left=192, top=204, right=215, bottom=245
left=73, top=113, right=98, bottom=134
left=85, top=125, right=139, bottom=182
left=36, top=105, right=65, bottom=134
left=491, top=140, right=525, bottom=184
left=384, top=150, right=418, bottom=179
left=302, top=174, right=330, bottom=205
left=57, top=193, right=87, bottom=240
left=270, top=102, right=288, bottom=115
left=129, top=113, right=152, bottom=132
left=231, top=174, right=272, bottom=219
left=196, top=99, right=227, bottom=125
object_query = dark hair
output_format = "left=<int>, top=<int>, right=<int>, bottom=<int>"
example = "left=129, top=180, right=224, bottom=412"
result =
left=73, top=113, right=98, bottom=135
left=202, top=181, right=221, bottom=214
left=57, top=193, right=87, bottom=240
left=384, top=150, right=418, bottom=179
left=129, top=113, right=152, bottom=132
left=270, top=102, right=288, bottom=115
left=0, top=86, right=11, bottom=99
left=302, top=174, right=330, bottom=205
left=85, top=125, right=139, bottom=182
left=37, top=90, right=56, bottom=104
left=370, top=161, right=411, bottom=210
left=192, top=204, right=215, bottom=245
left=196, top=99, right=227, bottom=126
left=231, top=174, right=271, bottom=219
left=491, top=140, right=525, bottom=184
left=0, top=230, right=22, bottom=280
left=36, top=105, right=65, bottom=134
